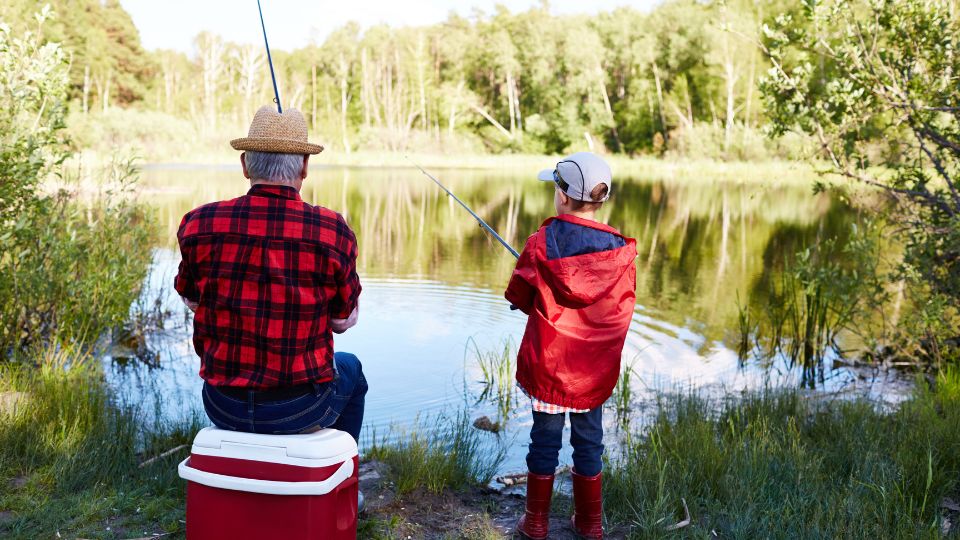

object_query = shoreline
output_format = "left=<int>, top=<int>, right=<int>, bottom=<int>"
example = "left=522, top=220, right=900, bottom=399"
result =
left=68, top=151, right=832, bottom=187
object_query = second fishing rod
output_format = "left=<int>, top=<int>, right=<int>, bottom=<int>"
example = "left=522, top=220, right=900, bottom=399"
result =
left=407, top=157, right=520, bottom=260
left=408, top=157, right=523, bottom=310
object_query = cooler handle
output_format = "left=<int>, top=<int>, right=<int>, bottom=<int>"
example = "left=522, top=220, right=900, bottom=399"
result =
left=178, top=457, right=354, bottom=496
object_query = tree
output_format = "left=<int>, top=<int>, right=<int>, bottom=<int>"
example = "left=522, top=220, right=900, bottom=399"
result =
left=761, top=0, right=960, bottom=354
left=195, top=32, right=226, bottom=129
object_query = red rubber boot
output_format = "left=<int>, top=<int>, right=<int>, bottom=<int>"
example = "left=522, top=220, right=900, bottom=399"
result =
left=571, top=468, right=604, bottom=539
left=515, top=472, right=554, bottom=539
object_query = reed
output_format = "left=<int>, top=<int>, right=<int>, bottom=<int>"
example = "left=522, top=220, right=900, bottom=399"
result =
left=470, top=338, right=517, bottom=423
left=736, top=225, right=888, bottom=384
left=609, top=362, right=639, bottom=430
left=735, top=292, right=754, bottom=362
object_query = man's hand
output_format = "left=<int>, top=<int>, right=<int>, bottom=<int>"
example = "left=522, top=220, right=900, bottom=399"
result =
left=331, top=305, right=358, bottom=334
left=182, top=296, right=199, bottom=312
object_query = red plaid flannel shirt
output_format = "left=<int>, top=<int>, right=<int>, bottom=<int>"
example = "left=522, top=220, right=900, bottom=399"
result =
left=174, top=184, right=361, bottom=389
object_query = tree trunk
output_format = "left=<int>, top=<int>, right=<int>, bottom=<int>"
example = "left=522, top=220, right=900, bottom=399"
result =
left=744, top=51, right=756, bottom=129
left=599, top=70, right=622, bottom=152
left=312, top=64, right=317, bottom=131
left=416, top=33, right=427, bottom=131
left=471, top=104, right=513, bottom=140
left=102, top=71, right=111, bottom=112
left=506, top=71, right=516, bottom=136
left=513, top=76, right=522, bottom=135
left=339, top=53, right=351, bottom=155
left=361, top=48, right=370, bottom=128
left=82, top=65, right=90, bottom=115
left=448, top=80, right=464, bottom=140
left=652, top=62, right=667, bottom=141
left=724, top=60, right=738, bottom=155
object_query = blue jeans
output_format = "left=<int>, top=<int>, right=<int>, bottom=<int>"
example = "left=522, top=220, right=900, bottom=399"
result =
left=202, top=352, right=368, bottom=442
left=527, top=407, right=604, bottom=477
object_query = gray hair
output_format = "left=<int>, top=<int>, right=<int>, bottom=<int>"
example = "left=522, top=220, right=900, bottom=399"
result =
left=244, top=151, right=306, bottom=183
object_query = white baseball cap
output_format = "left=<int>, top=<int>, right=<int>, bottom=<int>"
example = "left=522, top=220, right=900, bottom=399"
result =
left=537, top=152, right=612, bottom=202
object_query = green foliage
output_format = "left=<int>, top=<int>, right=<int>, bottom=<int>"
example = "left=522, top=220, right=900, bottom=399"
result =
left=2, top=0, right=820, bottom=160
left=605, top=378, right=960, bottom=538
left=761, top=0, right=960, bottom=358
left=1, top=0, right=154, bottom=108
left=364, top=411, right=506, bottom=495
left=0, top=8, right=69, bottom=219
left=0, top=13, right=155, bottom=354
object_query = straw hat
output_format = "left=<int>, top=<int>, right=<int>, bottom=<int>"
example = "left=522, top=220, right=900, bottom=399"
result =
left=230, top=106, right=324, bottom=155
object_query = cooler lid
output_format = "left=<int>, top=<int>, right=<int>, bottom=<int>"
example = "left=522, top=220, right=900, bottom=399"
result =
left=191, top=427, right=358, bottom=467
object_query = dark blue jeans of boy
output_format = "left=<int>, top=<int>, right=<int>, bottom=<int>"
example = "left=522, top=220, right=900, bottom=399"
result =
left=202, top=352, right=368, bottom=442
left=527, top=407, right=603, bottom=477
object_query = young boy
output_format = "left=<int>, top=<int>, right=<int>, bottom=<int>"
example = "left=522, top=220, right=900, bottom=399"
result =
left=505, top=152, right=637, bottom=540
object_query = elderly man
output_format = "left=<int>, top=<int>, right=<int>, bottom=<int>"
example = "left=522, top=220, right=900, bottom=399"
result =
left=174, top=106, right=366, bottom=443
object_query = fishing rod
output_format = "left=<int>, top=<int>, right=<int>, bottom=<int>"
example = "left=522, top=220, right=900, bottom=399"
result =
left=257, top=0, right=282, bottom=113
left=407, top=156, right=520, bottom=259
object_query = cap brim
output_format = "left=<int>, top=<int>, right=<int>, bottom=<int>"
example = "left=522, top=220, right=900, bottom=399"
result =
left=537, top=168, right=554, bottom=182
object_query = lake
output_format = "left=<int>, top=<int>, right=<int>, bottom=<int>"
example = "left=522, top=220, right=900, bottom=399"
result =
left=104, top=163, right=913, bottom=476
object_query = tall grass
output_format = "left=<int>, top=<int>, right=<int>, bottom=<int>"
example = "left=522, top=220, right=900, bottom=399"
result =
left=604, top=371, right=960, bottom=538
left=0, top=350, right=201, bottom=538
left=609, top=362, right=639, bottom=430
left=364, top=410, right=507, bottom=495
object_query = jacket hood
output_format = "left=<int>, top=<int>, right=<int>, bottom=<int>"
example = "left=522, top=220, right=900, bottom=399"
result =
left=537, top=215, right=637, bottom=306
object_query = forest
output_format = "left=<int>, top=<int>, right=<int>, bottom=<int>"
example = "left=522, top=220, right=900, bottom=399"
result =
left=1, top=0, right=803, bottom=160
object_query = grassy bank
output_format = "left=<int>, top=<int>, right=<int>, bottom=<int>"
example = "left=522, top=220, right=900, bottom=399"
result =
left=357, top=371, right=960, bottom=539
left=605, top=371, right=960, bottom=539
left=364, top=411, right=506, bottom=496
left=3, top=360, right=957, bottom=538
left=0, top=352, right=201, bottom=539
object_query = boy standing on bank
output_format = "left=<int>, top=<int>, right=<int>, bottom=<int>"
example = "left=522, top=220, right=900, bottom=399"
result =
left=506, top=152, right=637, bottom=540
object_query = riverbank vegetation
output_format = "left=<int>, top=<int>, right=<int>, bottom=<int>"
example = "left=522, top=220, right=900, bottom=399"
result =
left=0, top=356, right=200, bottom=538
left=365, top=411, right=506, bottom=496
left=0, top=10, right=154, bottom=356
left=0, top=14, right=188, bottom=538
left=755, top=0, right=960, bottom=369
left=605, top=370, right=960, bottom=538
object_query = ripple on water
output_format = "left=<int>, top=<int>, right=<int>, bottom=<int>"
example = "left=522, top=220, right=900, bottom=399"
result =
left=104, top=249, right=915, bottom=477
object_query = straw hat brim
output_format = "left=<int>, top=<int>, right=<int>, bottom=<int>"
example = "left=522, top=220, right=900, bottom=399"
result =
left=230, top=137, right=324, bottom=155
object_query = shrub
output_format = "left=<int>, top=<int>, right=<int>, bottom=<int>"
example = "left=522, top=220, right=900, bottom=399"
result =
left=0, top=10, right=154, bottom=354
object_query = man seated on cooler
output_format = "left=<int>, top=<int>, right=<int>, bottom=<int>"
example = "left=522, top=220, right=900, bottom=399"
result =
left=174, top=105, right=367, bottom=443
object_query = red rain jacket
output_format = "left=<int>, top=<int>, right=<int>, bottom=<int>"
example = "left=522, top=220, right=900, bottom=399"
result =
left=505, top=214, right=637, bottom=410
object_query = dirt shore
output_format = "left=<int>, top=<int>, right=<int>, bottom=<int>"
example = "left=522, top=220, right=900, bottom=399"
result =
left=358, top=461, right=626, bottom=539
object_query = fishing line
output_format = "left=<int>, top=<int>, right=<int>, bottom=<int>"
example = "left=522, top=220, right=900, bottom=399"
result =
left=257, top=0, right=282, bottom=113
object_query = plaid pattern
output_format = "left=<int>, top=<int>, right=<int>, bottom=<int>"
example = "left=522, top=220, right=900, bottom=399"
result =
left=175, top=184, right=361, bottom=389
left=518, top=383, right=590, bottom=414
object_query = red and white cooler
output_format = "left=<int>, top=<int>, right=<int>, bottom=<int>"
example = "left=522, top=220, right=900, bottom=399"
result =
left=178, top=427, right=359, bottom=539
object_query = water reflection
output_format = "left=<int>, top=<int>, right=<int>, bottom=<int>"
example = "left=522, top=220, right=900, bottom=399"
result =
left=108, top=164, right=913, bottom=474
